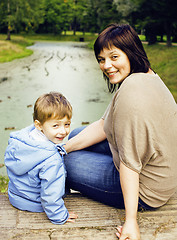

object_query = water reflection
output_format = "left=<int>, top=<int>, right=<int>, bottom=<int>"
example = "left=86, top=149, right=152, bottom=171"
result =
left=0, top=41, right=111, bottom=175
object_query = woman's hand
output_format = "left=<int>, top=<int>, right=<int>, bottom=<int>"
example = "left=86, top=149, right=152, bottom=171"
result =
left=116, top=219, right=140, bottom=240
left=118, top=162, right=140, bottom=239
left=66, top=211, right=78, bottom=223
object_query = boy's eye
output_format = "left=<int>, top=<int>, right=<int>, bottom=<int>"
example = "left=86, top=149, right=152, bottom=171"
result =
left=98, top=58, right=105, bottom=63
left=65, top=123, right=71, bottom=127
left=53, top=124, right=58, bottom=128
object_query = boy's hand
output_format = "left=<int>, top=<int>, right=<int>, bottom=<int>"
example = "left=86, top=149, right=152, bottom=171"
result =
left=66, top=212, right=78, bottom=223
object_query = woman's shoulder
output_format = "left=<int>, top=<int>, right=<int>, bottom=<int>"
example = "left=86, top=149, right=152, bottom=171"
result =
left=123, top=72, right=160, bottom=87
left=113, top=73, right=160, bottom=112
left=117, top=72, right=161, bottom=97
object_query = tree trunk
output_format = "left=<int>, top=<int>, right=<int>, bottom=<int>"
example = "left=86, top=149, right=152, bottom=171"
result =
left=73, top=16, right=76, bottom=35
left=145, top=25, right=157, bottom=45
left=6, top=27, right=11, bottom=41
left=6, top=0, right=11, bottom=40
left=165, top=21, right=172, bottom=47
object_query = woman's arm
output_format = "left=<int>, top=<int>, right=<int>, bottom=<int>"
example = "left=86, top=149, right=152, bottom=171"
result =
left=65, top=119, right=106, bottom=153
left=116, top=161, right=140, bottom=240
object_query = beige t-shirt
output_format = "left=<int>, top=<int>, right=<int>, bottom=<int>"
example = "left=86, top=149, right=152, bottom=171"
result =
left=103, top=73, right=177, bottom=208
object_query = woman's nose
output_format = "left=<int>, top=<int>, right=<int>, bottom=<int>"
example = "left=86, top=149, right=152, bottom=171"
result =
left=103, top=59, right=112, bottom=70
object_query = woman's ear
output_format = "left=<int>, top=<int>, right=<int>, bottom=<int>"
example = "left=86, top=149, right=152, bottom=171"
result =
left=34, top=120, right=43, bottom=131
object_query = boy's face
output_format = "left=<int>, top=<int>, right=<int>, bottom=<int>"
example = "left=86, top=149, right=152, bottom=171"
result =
left=35, top=116, right=71, bottom=144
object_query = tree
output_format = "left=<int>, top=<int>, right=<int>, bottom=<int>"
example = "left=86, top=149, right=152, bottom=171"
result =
left=113, top=0, right=138, bottom=25
left=97, top=0, right=121, bottom=32
left=38, top=0, right=74, bottom=34
left=172, top=23, right=177, bottom=42
left=84, top=0, right=121, bottom=33
left=130, top=0, right=177, bottom=46
left=79, top=0, right=99, bottom=33
left=70, top=0, right=88, bottom=35
left=0, top=0, right=45, bottom=40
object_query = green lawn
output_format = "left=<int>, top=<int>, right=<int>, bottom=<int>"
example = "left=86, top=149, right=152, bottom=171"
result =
left=0, top=35, right=34, bottom=62
left=23, top=32, right=97, bottom=42
left=144, top=44, right=177, bottom=100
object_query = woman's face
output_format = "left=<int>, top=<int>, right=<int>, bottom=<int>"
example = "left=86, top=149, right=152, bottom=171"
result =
left=97, top=46, right=131, bottom=85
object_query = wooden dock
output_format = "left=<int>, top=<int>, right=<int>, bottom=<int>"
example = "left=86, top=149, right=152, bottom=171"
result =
left=0, top=191, right=177, bottom=239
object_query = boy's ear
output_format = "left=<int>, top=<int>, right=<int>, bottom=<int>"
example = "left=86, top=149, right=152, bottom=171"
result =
left=34, top=120, right=43, bottom=131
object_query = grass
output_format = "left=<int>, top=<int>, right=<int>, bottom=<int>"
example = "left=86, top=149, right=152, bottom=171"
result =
left=0, top=35, right=34, bottom=62
left=144, top=44, right=177, bottom=100
left=0, top=176, right=9, bottom=193
left=22, top=31, right=97, bottom=42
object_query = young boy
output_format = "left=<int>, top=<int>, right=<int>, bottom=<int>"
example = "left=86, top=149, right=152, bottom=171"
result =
left=5, top=92, right=77, bottom=224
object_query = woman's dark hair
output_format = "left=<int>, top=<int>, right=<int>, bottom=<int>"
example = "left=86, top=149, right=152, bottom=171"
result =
left=94, top=23, right=151, bottom=92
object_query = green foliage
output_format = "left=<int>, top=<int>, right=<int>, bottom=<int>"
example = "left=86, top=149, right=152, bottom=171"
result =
left=0, top=176, right=9, bottom=193
left=85, top=0, right=120, bottom=33
left=41, top=0, right=73, bottom=34
left=0, top=0, right=45, bottom=39
left=0, top=0, right=177, bottom=45
left=0, top=0, right=121, bottom=36
left=113, top=0, right=138, bottom=23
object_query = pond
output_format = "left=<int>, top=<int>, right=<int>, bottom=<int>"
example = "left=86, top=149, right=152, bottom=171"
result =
left=0, top=41, right=112, bottom=176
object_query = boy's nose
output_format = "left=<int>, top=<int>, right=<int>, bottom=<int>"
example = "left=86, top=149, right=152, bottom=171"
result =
left=58, top=126, right=66, bottom=135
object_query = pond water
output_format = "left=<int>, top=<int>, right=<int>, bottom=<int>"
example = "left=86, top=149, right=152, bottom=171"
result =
left=0, top=41, right=112, bottom=176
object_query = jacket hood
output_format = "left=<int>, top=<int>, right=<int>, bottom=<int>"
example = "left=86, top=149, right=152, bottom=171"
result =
left=5, top=125, right=60, bottom=175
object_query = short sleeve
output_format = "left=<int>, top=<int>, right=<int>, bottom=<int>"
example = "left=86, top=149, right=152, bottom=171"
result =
left=113, top=88, right=154, bottom=173
left=102, top=103, right=111, bottom=120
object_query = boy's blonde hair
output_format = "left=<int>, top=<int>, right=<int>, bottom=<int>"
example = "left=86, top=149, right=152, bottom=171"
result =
left=33, top=92, right=72, bottom=124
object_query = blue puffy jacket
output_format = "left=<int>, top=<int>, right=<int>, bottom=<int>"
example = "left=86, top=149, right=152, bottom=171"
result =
left=4, top=125, right=69, bottom=224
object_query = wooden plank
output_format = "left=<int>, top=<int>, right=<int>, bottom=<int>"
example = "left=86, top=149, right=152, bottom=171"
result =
left=0, top=191, right=177, bottom=240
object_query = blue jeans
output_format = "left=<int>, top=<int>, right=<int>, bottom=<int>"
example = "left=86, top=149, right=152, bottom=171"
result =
left=65, top=127, right=154, bottom=210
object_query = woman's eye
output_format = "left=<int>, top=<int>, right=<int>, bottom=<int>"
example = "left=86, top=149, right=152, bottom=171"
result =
left=112, top=55, right=118, bottom=60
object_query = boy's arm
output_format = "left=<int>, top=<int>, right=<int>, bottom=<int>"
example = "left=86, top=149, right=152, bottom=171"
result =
left=39, top=154, right=76, bottom=224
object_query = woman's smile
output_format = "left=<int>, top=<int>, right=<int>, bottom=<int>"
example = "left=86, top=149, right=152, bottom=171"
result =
left=106, top=70, right=119, bottom=78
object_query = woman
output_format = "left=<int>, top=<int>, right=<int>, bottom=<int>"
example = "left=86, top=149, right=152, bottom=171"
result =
left=64, top=24, right=177, bottom=240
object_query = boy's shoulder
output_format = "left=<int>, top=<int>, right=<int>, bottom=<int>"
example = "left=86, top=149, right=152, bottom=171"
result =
left=9, top=125, right=35, bottom=140
left=7, top=124, right=59, bottom=158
